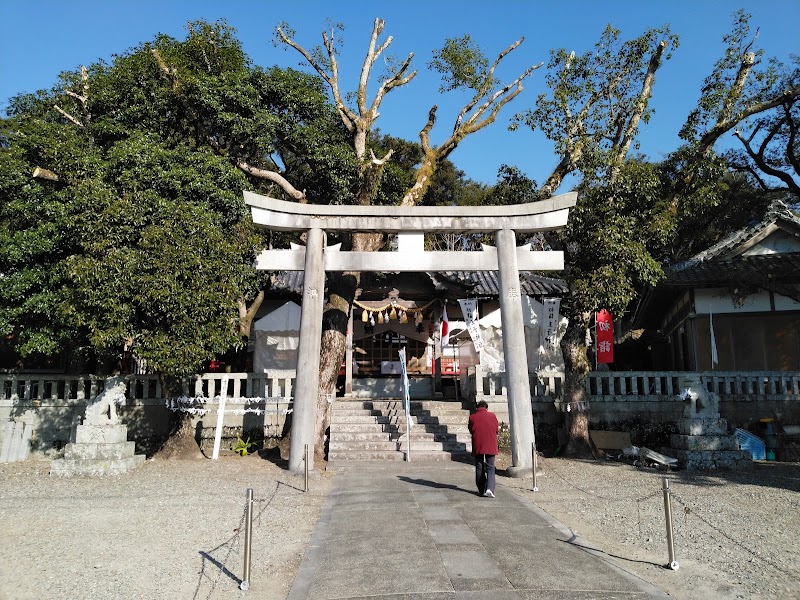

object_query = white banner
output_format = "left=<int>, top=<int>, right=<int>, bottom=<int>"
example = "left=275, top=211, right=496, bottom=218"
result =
left=458, top=298, right=484, bottom=351
left=540, top=298, right=561, bottom=351
left=710, top=312, right=719, bottom=367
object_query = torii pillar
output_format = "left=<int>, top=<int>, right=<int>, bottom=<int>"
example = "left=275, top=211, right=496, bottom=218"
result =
left=291, top=228, right=325, bottom=472
left=245, top=191, right=577, bottom=474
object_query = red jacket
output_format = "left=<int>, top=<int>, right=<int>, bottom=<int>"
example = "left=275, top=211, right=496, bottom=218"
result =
left=468, top=407, right=499, bottom=455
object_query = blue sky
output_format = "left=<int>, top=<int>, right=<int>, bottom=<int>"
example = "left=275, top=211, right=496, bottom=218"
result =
left=1, top=0, right=798, bottom=188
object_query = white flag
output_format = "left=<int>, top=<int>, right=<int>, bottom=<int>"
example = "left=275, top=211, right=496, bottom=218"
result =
left=710, top=312, right=719, bottom=367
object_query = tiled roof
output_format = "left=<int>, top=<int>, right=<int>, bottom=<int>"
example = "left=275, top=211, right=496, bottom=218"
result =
left=671, top=199, right=800, bottom=270
left=662, top=254, right=800, bottom=287
left=437, top=271, right=568, bottom=296
left=267, top=270, right=568, bottom=297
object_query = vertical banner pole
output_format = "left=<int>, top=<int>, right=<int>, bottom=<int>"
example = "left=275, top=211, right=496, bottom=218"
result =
left=212, top=375, right=229, bottom=460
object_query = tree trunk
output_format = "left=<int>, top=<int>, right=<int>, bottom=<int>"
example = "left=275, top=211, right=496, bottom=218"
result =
left=311, top=231, right=383, bottom=459
left=559, top=308, right=602, bottom=459
left=154, top=374, right=204, bottom=460
left=235, top=291, right=265, bottom=371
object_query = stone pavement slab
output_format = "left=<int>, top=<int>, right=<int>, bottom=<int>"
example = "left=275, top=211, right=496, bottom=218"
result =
left=288, top=461, right=671, bottom=600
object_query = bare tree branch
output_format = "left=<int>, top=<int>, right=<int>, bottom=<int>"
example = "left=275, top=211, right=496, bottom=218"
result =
left=236, top=161, right=307, bottom=201
left=419, top=106, right=437, bottom=154
left=53, top=105, right=83, bottom=127
left=698, top=82, right=800, bottom=155
left=54, top=65, right=90, bottom=128
left=734, top=119, right=800, bottom=195
left=454, top=37, right=527, bottom=132
left=611, top=40, right=668, bottom=179
left=401, top=60, right=541, bottom=207
left=237, top=290, right=265, bottom=341
left=32, top=167, right=59, bottom=181
left=784, top=102, right=800, bottom=174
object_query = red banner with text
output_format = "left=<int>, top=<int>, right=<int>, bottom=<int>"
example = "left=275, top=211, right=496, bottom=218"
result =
left=596, top=309, right=614, bottom=364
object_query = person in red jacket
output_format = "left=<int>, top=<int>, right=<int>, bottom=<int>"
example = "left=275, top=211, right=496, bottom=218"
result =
left=468, top=400, right=499, bottom=497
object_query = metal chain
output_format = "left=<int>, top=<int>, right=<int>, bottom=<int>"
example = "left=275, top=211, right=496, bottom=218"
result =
left=192, top=481, right=289, bottom=600
left=536, top=462, right=793, bottom=579
left=539, top=459, right=661, bottom=503
left=252, top=481, right=281, bottom=528
left=635, top=489, right=663, bottom=537
left=671, top=491, right=791, bottom=577
left=195, top=503, right=248, bottom=600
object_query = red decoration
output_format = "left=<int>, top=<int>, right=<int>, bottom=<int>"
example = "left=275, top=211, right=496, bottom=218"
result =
left=596, top=309, right=614, bottom=364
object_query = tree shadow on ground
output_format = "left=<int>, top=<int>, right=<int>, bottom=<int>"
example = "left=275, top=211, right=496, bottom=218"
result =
left=256, top=445, right=288, bottom=469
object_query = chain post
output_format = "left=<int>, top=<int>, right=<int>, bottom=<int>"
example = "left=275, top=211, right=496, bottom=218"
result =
left=304, top=444, right=309, bottom=492
left=531, top=441, right=539, bottom=491
left=239, top=488, right=254, bottom=590
left=662, top=476, right=679, bottom=571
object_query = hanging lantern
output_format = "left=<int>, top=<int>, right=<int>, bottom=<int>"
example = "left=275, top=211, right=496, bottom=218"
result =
left=362, top=309, right=368, bottom=322
left=389, top=306, right=398, bottom=320
left=399, top=311, right=408, bottom=324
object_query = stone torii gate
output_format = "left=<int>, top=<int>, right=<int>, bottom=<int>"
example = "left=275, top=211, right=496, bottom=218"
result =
left=245, top=190, right=577, bottom=474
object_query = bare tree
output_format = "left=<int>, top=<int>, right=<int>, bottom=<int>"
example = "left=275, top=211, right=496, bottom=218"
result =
left=276, top=18, right=541, bottom=454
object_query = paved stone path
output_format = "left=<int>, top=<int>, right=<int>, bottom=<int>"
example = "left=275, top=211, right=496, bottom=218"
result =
left=288, top=461, right=671, bottom=599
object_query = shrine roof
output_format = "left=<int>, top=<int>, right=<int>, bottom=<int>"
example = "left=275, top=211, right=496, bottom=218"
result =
left=266, top=270, right=568, bottom=298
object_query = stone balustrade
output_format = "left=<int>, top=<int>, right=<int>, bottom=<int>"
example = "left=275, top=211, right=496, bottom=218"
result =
left=0, top=371, right=296, bottom=456
left=2, top=368, right=799, bottom=457
left=466, top=366, right=800, bottom=428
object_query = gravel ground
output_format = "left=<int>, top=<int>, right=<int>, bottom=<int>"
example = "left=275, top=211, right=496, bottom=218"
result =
left=1, top=452, right=798, bottom=600
left=0, top=452, right=332, bottom=600
left=498, top=454, right=800, bottom=600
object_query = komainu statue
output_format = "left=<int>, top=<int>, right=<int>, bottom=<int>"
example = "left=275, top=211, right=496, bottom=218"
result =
left=84, top=375, right=127, bottom=425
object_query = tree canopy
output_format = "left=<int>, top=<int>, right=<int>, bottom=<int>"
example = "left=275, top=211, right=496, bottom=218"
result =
left=0, top=20, right=339, bottom=375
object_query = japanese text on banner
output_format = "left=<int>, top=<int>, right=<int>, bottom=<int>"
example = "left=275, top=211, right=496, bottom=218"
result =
left=596, top=309, right=614, bottom=364
left=540, top=298, right=560, bottom=351
left=458, top=298, right=484, bottom=352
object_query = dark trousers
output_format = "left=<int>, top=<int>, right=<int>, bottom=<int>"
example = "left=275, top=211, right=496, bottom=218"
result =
left=474, top=454, right=496, bottom=494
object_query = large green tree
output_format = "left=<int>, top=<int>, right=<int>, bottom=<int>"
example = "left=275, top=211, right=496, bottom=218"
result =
left=514, top=11, right=799, bottom=457
left=0, top=20, right=353, bottom=455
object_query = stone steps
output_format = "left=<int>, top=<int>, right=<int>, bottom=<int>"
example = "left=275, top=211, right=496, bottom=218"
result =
left=50, top=454, right=145, bottom=476
left=331, top=430, right=471, bottom=443
left=328, top=398, right=472, bottom=462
